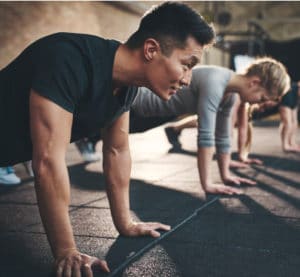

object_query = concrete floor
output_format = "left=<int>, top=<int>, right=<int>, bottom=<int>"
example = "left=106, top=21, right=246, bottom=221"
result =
left=0, top=121, right=299, bottom=277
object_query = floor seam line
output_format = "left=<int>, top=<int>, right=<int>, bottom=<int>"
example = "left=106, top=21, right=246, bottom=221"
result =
left=108, top=196, right=219, bottom=277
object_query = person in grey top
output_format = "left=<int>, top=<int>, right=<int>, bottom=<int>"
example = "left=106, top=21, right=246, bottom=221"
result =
left=132, top=57, right=290, bottom=195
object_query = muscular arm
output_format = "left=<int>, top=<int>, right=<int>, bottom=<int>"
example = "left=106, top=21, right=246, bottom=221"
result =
left=30, top=90, right=109, bottom=276
left=103, top=112, right=170, bottom=237
left=102, top=112, right=132, bottom=233
left=30, top=90, right=75, bottom=259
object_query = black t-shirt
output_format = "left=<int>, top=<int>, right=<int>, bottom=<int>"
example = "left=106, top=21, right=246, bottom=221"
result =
left=0, top=32, right=138, bottom=166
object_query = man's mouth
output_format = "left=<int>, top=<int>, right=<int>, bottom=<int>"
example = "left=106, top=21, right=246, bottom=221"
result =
left=169, top=86, right=180, bottom=94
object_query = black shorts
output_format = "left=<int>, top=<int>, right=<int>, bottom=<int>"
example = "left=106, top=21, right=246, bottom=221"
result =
left=280, top=83, right=298, bottom=109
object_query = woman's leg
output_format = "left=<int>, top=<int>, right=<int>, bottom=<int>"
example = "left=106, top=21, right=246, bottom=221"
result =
left=290, top=107, right=300, bottom=150
left=279, top=106, right=300, bottom=152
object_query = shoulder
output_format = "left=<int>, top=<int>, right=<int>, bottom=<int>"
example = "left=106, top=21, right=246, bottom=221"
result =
left=190, top=66, right=232, bottom=94
left=32, top=32, right=117, bottom=56
left=192, top=65, right=232, bottom=81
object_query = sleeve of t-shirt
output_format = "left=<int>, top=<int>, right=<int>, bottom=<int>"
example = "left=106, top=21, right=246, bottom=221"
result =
left=215, top=94, right=236, bottom=154
left=31, top=43, right=88, bottom=113
left=132, top=87, right=190, bottom=117
left=196, top=75, right=224, bottom=148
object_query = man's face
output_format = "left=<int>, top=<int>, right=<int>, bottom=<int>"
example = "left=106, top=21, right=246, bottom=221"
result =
left=145, top=36, right=203, bottom=100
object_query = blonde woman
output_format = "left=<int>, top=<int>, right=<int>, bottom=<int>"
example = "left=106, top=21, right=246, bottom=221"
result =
left=132, top=57, right=290, bottom=195
left=230, top=81, right=299, bottom=164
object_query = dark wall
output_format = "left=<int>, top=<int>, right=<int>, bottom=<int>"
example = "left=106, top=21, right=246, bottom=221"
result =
left=265, top=39, right=300, bottom=82
left=228, top=38, right=300, bottom=82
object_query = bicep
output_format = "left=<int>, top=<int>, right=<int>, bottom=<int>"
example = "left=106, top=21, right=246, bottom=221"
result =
left=29, top=89, right=73, bottom=161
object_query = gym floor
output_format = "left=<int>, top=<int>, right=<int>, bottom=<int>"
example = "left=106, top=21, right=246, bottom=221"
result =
left=0, top=120, right=299, bottom=277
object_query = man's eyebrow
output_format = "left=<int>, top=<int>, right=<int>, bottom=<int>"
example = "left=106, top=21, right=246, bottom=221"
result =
left=191, top=55, right=200, bottom=66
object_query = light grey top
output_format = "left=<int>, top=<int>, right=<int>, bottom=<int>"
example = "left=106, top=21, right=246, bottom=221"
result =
left=132, top=66, right=236, bottom=153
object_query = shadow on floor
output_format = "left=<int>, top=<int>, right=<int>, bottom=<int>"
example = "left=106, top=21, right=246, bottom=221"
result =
left=1, top=161, right=299, bottom=277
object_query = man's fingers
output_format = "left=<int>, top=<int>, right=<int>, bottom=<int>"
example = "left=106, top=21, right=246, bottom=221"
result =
left=145, top=222, right=171, bottom=232
left=92, top=259, right=110, bottom=273
left=136, top=222, right=171, bottom=237
left=149, top=229, right=161, bottom=238
left=56, top=260, right=65, bottom=277
left=63, top=263, right=72, bottom=277
left=55, top=254, right=110, bottom=277
left=155, top=223, right=171, bottom=231
left=73, top=262, right=81, bottom=277
left=82, top=263, right=93, bottom=277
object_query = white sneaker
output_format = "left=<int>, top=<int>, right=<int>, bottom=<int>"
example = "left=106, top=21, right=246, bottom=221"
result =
left=75, top=140, right=101, bottom=162
left=81, top=152, right=102, bottom=162
left=0, top=167, right=21, bottom=186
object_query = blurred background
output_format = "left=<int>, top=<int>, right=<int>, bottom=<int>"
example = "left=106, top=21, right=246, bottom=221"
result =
left=1, top=1, right=300, bottom=80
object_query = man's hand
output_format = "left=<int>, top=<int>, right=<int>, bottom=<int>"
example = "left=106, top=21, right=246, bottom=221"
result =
left=204, top=183, right=243, bottom=195
left=121, top=221, right=171, bottom=238
left=223, top=175, right=256, bottom=186
left=55, top=249, right=110, bottom=277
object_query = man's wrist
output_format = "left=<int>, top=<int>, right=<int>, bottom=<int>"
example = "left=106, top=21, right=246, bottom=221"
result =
left=116, top=219, right=136, bottom=235
left=55, top=247, right=78, bottom=261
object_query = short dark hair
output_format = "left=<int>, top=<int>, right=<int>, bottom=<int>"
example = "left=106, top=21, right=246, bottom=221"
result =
left=126, top=1, right=215, bottom=56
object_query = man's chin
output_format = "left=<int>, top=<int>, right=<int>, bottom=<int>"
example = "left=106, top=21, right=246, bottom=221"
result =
left=156, top=91, right=171, bottom=101
left=159, top=95, right=170, bottom=101
left=152, top=89, right=173, bottom=101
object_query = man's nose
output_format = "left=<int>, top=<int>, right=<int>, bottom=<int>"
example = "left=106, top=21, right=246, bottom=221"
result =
left=180, top=70, right=192, bottom=86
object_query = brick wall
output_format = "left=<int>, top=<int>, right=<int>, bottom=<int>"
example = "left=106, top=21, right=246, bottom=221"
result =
left=0, top=2, right=141, bottom=68
left=0, top=1, right=229, bottom=70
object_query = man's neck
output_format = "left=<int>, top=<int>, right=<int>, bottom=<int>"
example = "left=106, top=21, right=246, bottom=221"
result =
left=112, top=44, right=146, bottom=90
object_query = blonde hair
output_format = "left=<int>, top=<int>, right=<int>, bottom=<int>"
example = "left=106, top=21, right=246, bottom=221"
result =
left=244, top=57, right=291, bottom=99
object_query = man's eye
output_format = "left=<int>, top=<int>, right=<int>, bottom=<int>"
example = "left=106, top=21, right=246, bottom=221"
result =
left=182, top=62, right=193, bottom=70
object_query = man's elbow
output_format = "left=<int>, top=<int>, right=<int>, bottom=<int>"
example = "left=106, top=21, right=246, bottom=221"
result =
left=32, top=153, right=60, bottom=181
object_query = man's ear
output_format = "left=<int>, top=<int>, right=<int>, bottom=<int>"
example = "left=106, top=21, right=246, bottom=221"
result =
left=143, top=38, right=160, bottom=61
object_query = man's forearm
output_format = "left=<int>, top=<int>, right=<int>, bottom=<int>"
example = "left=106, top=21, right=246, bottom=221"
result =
left=33, top=158, right=76, bottom=259
left=103, top=148, right=132, bottom=234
